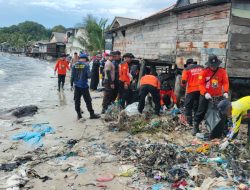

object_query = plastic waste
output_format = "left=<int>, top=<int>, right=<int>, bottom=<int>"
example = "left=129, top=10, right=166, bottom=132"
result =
left=74, top=167, right=87, bottom=174
left=125, top=102, right=140, bottom=116
left=96, top=174, right=114, bottom=182
left=207, top=157, right=227, bottom=164
left=119, top=168, right=136, bottom=177
left=151, top=183, right=164, bottom=190
left=11, top=123, right=54, bottom=146
left=171, top=108, right=180, bottom=116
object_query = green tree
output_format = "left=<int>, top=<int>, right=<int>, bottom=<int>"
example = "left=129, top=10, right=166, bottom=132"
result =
left=52, top=25, right=66, bottom=33
left=78, top=14, right=108, bottom=54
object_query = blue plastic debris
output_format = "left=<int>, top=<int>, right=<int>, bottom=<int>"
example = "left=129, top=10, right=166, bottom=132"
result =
left=11, top=123, right=54, bottom=146
left=152, top=183, right=164, bottom=190
left=75, top=167, right=87, bottom=174
left=171, top=108, right=180, bottom=116
left=207, top=157, right=227, bottom=164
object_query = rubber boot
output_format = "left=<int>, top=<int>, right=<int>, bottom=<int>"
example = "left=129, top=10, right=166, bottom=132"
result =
left=192, top=124, right=200, bottom=136
left=90, top=113, right=100, bottom=119
left=77, top=112, right=82, bottom=120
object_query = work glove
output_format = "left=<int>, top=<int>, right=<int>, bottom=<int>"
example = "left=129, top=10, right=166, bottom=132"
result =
left=223, top=93, right=229, bottom=99
left=205, top=93, right=212, bottom=100
left=219, top=140, right=229, bottom=150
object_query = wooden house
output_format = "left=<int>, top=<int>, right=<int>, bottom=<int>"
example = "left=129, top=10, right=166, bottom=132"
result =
left=106, top=0, right=250, bottom=86
left=47, top=32, right=66, bottom=57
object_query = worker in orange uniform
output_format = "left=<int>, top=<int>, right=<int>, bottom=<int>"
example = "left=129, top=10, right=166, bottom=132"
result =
left=118, top=53, right=134, bottom=108
left=160, top=81, right=177, bottom=109
left=193, top=55, right=229, bottom=135
left=181, top=59, right=203, bottom=128
left=54, top=54, right=70, bottom=91
left=138, top=71, right=161, bottom=116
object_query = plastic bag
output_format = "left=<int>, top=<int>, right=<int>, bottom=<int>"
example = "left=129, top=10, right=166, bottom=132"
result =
left=125, top=102, right=139, bottom=116
left=205, top=103, right=221, bottom=133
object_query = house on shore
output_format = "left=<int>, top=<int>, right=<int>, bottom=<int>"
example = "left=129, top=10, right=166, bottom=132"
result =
left=65, top=28, right=86, bottom=56
left=106, top=0, right=250, bottom=84
left=46, top=32, right=66, bottom=58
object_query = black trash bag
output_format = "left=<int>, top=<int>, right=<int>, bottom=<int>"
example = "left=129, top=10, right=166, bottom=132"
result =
left=205, top=102, right=225, bottom=139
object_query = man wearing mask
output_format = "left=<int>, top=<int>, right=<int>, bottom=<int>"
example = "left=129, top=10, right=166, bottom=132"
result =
left=54, top=54, right=70, bottom=91
left=193, top=55, right=229, bottom=135
left=71, top=53, right=100, bottom=120
left=118, top=53, right=134, bottom=108
left=102, top=51, right=116, bottom=114
left=181, top=59, right=203, bottom=129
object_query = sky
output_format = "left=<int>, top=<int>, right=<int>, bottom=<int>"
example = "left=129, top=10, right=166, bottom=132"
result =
left=0, top=0, right=177, bottom=28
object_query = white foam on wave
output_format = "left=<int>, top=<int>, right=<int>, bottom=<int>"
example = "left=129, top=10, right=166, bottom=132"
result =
left=0, top=69, right=5, bottom=75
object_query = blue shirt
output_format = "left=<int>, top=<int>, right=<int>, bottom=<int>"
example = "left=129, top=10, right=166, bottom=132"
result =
left=71, top=61, right=90, bottom=89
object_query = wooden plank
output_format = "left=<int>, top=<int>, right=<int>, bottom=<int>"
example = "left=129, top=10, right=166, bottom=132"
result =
left=177, top=34, right=203, bottom=42
left=177, top=3, right=231, bottom=19
left=228, top=51, right=250, bottom=61
left=203, top=18, right=230, bottom=28
left=230, top=33, right=250, bottom=43
left=204, top=10, right=230, bottom=21
left=230, top=25, right=250, bottom=34
left=227, top=67, right=250, bottom=78
left=203, top=27, right=228, bottom=35
left=227, top=59, right=250, bottom=69
left=231, top=16, right=250, bottom=27
left=202, top=34, right=228, bottom=42
left=203, top=42, right=227, bottom=48
left=229, top=42, right=250, bottom=51
left=178, top=28, right=203, bottom=35
left=201, top=48, right=227, bottom=56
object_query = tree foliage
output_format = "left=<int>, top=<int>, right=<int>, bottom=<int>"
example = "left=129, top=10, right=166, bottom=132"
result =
left=0, top=21, right=66, bottom=48
left=78, top=15, right=108, bottom=54
left=52, top=25, right=66, bottom=33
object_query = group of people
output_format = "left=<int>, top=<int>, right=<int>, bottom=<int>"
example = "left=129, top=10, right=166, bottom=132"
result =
left=54, top=51, right=250, bottom=151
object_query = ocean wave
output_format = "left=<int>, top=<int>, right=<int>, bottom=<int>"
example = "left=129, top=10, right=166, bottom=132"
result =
left=0, top=70, right=5, bottom=75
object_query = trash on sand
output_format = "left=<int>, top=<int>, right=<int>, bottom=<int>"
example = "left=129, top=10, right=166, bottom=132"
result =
left=207, top=157, right=227, bottom=164
left=196, top=144, right=210, bottom=154
left=119, top=167, right=137, bottom=177
left=0, top=155, right=33, bottom=172
left=124, top=102, right=140, bottom=116
left=199, top=177, right=233, bottom=190
left=11, top=123, right=54, bottom=146
left=96, top=174, right=115, bottom=182
left=74, top=167, right=87, bottom=174
left=151, top=183, right=164, bottom=190
left=67, top=139, right=79, bottom=148
left=172, top=179, right=188, bottom=189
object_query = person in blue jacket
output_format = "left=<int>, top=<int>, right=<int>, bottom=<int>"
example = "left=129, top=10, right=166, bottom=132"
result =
left=71, top=53, right=100, bottom=120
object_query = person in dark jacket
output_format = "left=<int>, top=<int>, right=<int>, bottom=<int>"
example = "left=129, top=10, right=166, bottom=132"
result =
left=90, top=53, right=101, bottom=90
left=71, top=53, right=100, bottom=120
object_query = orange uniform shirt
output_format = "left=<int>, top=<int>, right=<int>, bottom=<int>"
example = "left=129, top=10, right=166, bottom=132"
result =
left=140, top=75, right=161, bottom=90
left=55, top=59, right=70, bottom=75
left=199, top=67, right=229, bottom=96
left=182, top=65, right=203, bottom=94
left=160, top=89, right=177, bottom=105
left=119, top=62, right=131, bottom=85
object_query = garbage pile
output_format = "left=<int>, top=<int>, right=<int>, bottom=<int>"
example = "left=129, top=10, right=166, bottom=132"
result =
left=105, top=102, right=187, bottom=134
left=113, top=138, right=250, bottom=189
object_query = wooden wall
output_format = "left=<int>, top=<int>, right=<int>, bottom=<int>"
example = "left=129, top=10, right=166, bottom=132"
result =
left=227, top=0, right=250, bottom=78
left=176, top=3, right=231, bottom=68
left=113, top=15, right=178, bottom=64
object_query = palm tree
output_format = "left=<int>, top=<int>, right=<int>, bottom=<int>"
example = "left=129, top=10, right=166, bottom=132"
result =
left=78, top=15, right=108, bottom=55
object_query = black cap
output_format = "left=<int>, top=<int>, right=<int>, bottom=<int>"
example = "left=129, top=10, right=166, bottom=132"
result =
left=206, top=54, right=222, bottom=67
left=123, top=53, right=135, bottom=59
left=184, top=58, right=194, bottom=68
left=109, top=51, right=116, bottom=56
left=60, top=53, right=67, bottom=57
left=217, top=99, right=231, bottom=115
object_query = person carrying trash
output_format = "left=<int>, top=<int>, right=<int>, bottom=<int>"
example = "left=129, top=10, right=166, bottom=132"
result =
left=118, top=53, right=135, bottom=108
left=181, top=58, right=203, bottom=128
left=54, top=53, right=70, bottom=91
left=102, top=51, right=116, bottom=114
left=193, top=54, right=229, bottom=136
left=218, top=97, right=250, bottom=151
left=138, top=71, right=161, bottom=116
left=70, top=53, right=100, bottom=120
